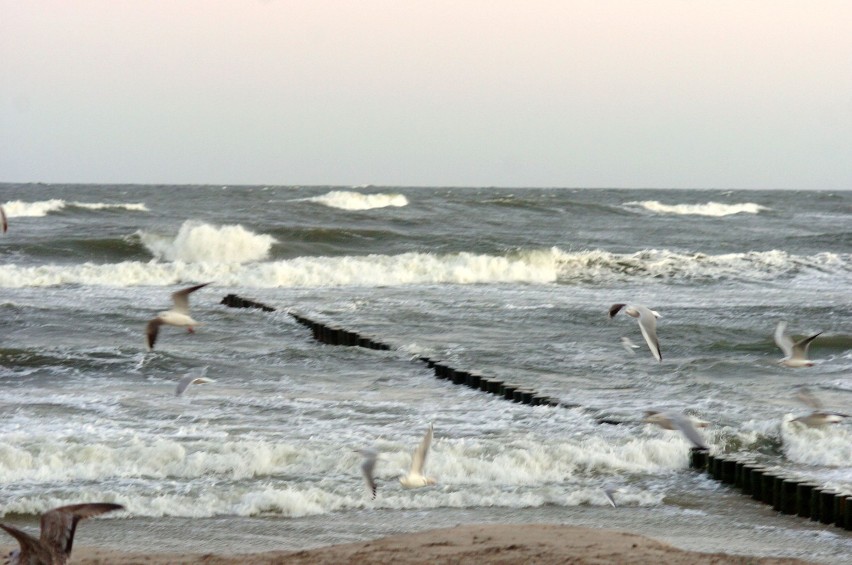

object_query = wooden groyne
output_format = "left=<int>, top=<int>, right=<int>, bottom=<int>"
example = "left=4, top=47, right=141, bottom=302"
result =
left=690, top=450, right=851, bottom=530
left=222, top=293, right=851, bottom=531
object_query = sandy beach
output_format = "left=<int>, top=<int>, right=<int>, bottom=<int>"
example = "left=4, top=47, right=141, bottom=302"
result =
left=63, top=524, right=815, bottom=565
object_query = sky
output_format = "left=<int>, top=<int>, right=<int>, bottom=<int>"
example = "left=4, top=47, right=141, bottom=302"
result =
left=1, top=1, right=850, bottom=189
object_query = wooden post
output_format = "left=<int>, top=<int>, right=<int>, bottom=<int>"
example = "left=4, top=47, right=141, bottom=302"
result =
left=819, top=490, right=837, bottom=524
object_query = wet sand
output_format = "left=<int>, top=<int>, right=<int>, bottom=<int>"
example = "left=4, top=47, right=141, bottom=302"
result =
left=67, top=524, right=814, bottom=564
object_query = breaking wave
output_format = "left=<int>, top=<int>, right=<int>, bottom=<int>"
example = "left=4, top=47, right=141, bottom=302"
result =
left=138, top=221, right=276, bottom=264
left=0, top=248, right=847, bottom=288
left=301, top=191, right=408, bottom=210
left=2, top=199, right=148, bottom=217
left=625, top=201, right=768, bottom=216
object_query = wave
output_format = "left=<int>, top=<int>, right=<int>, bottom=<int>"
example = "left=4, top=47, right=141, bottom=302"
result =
left=0, top=248, right=848, bottom=288
left=138, top=221, right=276, bottom=264
left=780, top=416, right=852, bottom=467
left=300, top=190, right=408, bottom=210
left=2, top=199, right=148, bottom=217
left=0, top=434, right=674, bottom=518
left=624, top=200, right=768, bottom=216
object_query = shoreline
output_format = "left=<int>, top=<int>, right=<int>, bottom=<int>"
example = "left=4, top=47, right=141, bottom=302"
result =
left=65, top=524, right=815, bottom=565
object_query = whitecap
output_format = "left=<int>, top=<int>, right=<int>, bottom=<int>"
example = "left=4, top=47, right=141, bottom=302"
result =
left=139, top=220, right=276, bottom=264
left=301, top=190, right=408, bottom=210
left=624, top=200, right=768, bottom=216
left=2, top=199, right=148, bottom=217
left=780, top=415, right=852, bottom=467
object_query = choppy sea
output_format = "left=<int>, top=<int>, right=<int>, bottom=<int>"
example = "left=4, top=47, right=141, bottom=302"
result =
left=1, top=184, right=850, bottom=561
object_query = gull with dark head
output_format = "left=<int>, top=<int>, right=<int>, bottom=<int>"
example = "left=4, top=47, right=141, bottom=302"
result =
left=145, top=283, right=210, bottom=351
left=175, top=366, right=215, bottom=396
left=399, top=423, right=437, bottom=488
left=609, top=303, right=662, bottom=362
left=791, top=388, right=848, bottom=427
left=354, top=447, right=380, bottom=499
left=1, top=502, right=123, bottom=565
left=774, top=322, right=821, bottom=368
left=643, top=410, right=709, bottom=450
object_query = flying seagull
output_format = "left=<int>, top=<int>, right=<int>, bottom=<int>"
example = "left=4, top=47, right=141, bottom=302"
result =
left=643, top=410, right=709, bottom=450
left=609, top=303, right=662, bottom=362
left=791, top=388, right=848, bottom=427
left=399, top=423, right=437, bottom=488
left=774, top=321, right=821, bottom=368
left=355, top=447, right=380, bottom=499
left=175, top=367, right=215, bottom=396
left=145, top=283, right=210, bottom=350
left=620, top=337, right=640, bottom=355
left=603, top=485, right=620, bottom=508
left=0, top=502, right=123, bottom=565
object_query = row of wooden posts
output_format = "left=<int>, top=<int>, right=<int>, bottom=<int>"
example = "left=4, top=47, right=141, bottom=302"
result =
left=220, top=294, right=851, bottom=531
left=690, top=450, right=851, bottom=530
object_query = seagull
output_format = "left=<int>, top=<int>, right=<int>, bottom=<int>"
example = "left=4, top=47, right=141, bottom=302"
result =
left=602, top=485, right=620, bottom=508
left=643, top=410, right=709, bottom=450
left=399, top=423, right=437, bottom=488
left=145, top=283, right=210, bottom=350
left=0, top=502, right=123, bottom=565
left=609, top=304, right=662, bottom=362
left=791, top=388, right=848, bottom=427
left=175, top=367, right=215, bottom=396
left=620, top=337, right=639, bottom=355
left=1, top=205, right=7, bottom=233
left=354, top=447, right=379, bottom=499
left=774, top=321, right=821, bottom=368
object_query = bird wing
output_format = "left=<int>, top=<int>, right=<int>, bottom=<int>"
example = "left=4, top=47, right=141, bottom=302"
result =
left=145, top=318, right=164, bottom=350
left=360, top=453, right=379, bottom=499
left=636, top=308, right=662, bottom=362
left=0, top=205, right=7, bottom=233
left=608, top=303, right=627, bottom=318
left=39, top=503, right=123, bottom=558
left=792, top=332, right=822, bottom=359
left=176, top=368, right=210, bottom=396
left=409, top=424, right=433, bottom=475
left=670, top=413, right=708, bottom=450
left=795, top=388, right=823, bottom=410
left=603, top=487, right=618, bottom=508
left=0, top=523, right=48, bottom=563
left=171, top=283, right=210, bottom=314
left=773, top=322, right=794, bottom=358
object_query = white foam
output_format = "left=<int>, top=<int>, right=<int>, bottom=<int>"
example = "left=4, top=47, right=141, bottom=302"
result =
left=780, top=416, right=852, bottom=467
left=139, top=221, right=276, bottom=264
left=2, top=199, right=148, bottom=217
left=301, top=191, right=408, bottom=210
left=1, top=247, right=847, bottom=288
left=625, top=200, right=769, bottom=216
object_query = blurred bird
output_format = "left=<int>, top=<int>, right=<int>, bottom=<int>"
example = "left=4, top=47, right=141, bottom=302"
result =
left=609, top=304, right=662, bottom=362
left=175, top=367, right=215, bottom=396
left=791, top=388, right=848, bottom=427
left=399, top=423, right=437, bottom=488
left=355, top=447, right=380, bottom=499
left=0, top=502, right=123, bottom=565
left=774, top=321, right=821, bottom=368
left=643, top=410, right=709, bottom=450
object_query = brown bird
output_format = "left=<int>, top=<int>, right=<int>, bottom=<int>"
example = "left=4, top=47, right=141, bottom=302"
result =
left=1, top=503, right=123, bottom=565
left=145, top=283, right=211, bottom=350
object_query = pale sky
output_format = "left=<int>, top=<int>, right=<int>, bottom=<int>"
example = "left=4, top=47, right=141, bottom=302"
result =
left=1, top=1, right=850, bottom=188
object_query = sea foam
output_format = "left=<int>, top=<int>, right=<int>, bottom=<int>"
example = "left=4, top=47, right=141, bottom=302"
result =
left=139, top=221, right=276, bottom=264
left=625, top=200, right=768, bottom=216
left=302, top=190, right=408, bottom=210
left=2, top=199, right=148, bottom=217
left=0, top=248, right=847, bottom=288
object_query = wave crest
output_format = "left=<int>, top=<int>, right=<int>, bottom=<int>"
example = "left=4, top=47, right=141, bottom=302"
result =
left=0, top=248, right=848, bottom=288
left=303, top=191, right=408, bottom=210
left=2, top=199, right=148, bottom=217
left=139, top=221, right=276, bottom=264
left=625, top=200, right=768, bottom=216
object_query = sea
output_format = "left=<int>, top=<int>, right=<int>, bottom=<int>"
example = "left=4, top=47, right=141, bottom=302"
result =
left=0, top=184, right=850, bottom=562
